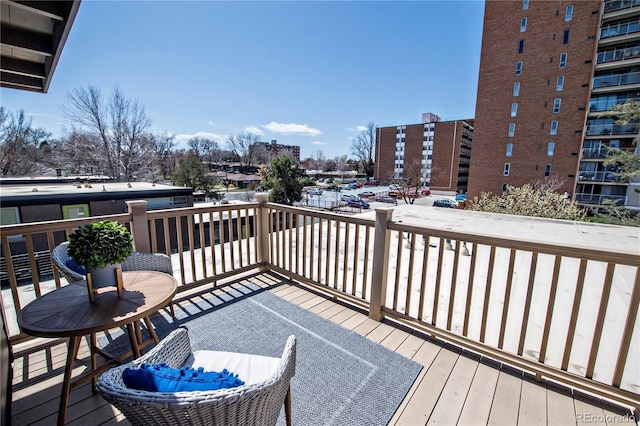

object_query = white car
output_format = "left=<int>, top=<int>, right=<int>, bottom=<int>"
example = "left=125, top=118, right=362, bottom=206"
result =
left=389, top=184, right=400, bottom=191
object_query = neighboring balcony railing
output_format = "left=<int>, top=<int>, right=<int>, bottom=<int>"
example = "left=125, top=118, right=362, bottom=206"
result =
left=604, top=0, right=640, bottom=13
left=597, top=46, right=640, bottom=64
left=601, top=19, right=640, bottom=38
left=0, top=196, right=639, bottom=409
left=575, top=193, right=628, bottom=205
left=589, top=97, right=640, bottom=111
left=585, top=123, right=640, bottom=135
left=582, top=146, right=637, bottom=158
left=578, top=170, right=627, bottom=182
left=593, top=71, right=640, bottom=88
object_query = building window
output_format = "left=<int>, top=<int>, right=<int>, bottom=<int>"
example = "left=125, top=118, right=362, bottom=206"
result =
left=523, top=0, right=529, bottom=10
left=504, top=163, right=511, bottom=176
left=544, top=163, right=552, bottom=177
left=506, top=143, right=513, bottom=157
left=502, top=183, right=509, bottom=192
left=511, top=103, right=518, bottom=117
left=565, top=5, right=573, bottom=21
left=518, top=39, right=524, bottom=54
left=553, top=98, right=562, bottom=113
left=556, top=76, right=564, bottom=91
left=515, top=61, right=523, bottom=75
left=508, top=123, right=516, bottom=137
left=520, top=17, right=527, bottom=32
left=0, top=207, right=22, bottom=241
left=513, top=82, right=520, bottom=96
left=559, top=52, right=567, bottom=68
left=563, top=29, right=570, bottom=44
left=550, top=120, right=558, bottom=135
left=547, top=142, right=555, bottom=156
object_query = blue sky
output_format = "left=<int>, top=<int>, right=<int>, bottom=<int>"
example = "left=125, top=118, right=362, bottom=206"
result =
left=0, top=0, right=485, bottom=160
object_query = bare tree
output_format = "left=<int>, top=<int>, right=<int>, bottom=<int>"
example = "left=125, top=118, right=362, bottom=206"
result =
left=63, top=85, right=155, bottom=181
left=0, top=107, right=51, bottom=176
left=226, top=132, right=260, bottom=166
left=153, top=132, right=175, bottom=179
left=388, top=159, right=423, bottom=204
left=351, top=122, right=376, bottom=179
left=314, top=149, right=325, bottom=170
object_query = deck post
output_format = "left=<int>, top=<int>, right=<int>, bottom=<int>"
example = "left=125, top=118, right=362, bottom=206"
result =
left=256, top=193, right=270, bottom=271
left=370, top=207, right=394, bottom=321
left=126, top=200, right=151, bottom=253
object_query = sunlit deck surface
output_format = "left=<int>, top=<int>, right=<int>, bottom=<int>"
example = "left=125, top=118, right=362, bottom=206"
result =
left=11, top=273, right=636, bottom=426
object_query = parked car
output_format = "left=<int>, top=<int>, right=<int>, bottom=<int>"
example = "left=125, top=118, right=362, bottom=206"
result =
left=347, top=199, right=370, bottom=209
left=433, top=199, right=458, bottom=208
left=455, top=193, right=467, bottom=202
left=375, top=195, right=397, bottom=204
left=359, top=191, right=375, bottom=198
left=341, top=194, right=357, bottom=202
left=421, top=187, right=431, bottom=196
left=325, top=184, right=341, bottom=192
left=308, top=188, right=323, bottom=196
left=389, top=184, right=400, bottom=191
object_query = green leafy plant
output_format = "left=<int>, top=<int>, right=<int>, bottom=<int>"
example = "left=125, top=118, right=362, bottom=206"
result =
left=68, top=220, right=133, bottom=268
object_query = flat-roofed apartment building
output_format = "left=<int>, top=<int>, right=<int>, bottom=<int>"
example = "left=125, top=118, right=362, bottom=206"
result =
left=374, top=113, right=473, bottom=194
left=469, top=0, right=640, bottom=210
left=252, top=140, right=301, bottom=163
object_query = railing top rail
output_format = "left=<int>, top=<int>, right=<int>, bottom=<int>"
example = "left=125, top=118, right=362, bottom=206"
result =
left=264, top=201, right=376, bottom=227
left=145, top=202, right=260, bottom=220
left=389, top=220, right=640, bottom=266
left=0, top=213, right=132, bottom=236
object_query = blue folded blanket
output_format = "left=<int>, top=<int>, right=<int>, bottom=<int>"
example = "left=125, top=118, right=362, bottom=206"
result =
left=123, top=363, right=245, bottom=392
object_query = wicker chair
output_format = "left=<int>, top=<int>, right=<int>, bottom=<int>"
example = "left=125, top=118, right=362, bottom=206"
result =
left=51, top=241, right=175, bottom=316
left=97, top=328, right=297, bottom=426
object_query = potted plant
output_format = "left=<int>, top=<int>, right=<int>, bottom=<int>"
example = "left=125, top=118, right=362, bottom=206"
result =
left=68, top=220, right=134, bottom=288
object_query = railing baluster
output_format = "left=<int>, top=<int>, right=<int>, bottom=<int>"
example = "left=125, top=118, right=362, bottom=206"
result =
left=2, top=237, right=21, bottom=312
left=405, top=233, right=416, bottom=316
left=538, top=255, right=562, bottom=365
left=218, top=210, right=227, bottom=273
left=498, top=249, right=517, bottom=349
left=480, top=246, right=497, bottom=343
left=176, top=215, right=186, bottom=283
left=310, top=216, right=316, bottom=281
left=432, top=238, right=446, bottom=326
left=342, top=222, right=350, bottom=292
left=352, top=224, right=360, bottom=297
left=447, top=240, right=462, bottom=331
left=362, top=226, right=371, bottom=298
left=393, top=232, right=404, bottom=312
left=227, top=209, right=235, bottom=269
left=24, top=235, right=41, bottom=297
left=236, top=208, right=243, bottom=269
left=518, top=252, right=539, bottom=355
left=586, top=263, right=616, bottom=379
left=198, top=212, right=207, bottom=276
left=209, top=211, right=217, bottom=277
left=333, top=220, right=340, bottom=290
left=463, top=242, right=477, bottom=337
left=613, top=268, right=640, bottom=387
left=302, top=214, right=308, bottom=278
left=561, top=259, right=588, bottom=371
left=187, top=214, right=197, bottom=280
left=418, top=236, right=430, bottom=321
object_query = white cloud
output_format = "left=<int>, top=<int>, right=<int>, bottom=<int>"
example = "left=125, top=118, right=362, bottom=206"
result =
left=245, top=126, right=264, bottom=135
left=311, top=140, right=328, bottom=145
left=263, top=122, right=322, bottom=136
left=173, top=131, right=227, bottom=146
left=355, top=125, right=368, bottom=132
left=344, top=125, right=367, bottom=133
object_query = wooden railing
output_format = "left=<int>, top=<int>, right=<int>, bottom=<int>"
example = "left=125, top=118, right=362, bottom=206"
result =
left=1, top=196, right=639, bottom=410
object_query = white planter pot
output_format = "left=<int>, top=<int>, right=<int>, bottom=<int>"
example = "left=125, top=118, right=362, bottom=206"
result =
left=86, top=263, right=121, bottom=288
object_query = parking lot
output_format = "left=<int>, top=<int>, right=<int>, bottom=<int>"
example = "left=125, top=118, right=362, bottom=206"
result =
left=301, top=184, right=458, bottom=210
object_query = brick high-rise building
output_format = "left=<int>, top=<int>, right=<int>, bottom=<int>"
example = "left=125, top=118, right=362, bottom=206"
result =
left=374, top=113, right=473, bottom=194
left=470, top=0, right=640, bottom=210
left=252, top=140, right=300, bottom=164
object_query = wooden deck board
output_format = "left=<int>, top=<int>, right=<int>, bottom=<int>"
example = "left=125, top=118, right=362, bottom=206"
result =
left=10, top=276, right=637, bottom=425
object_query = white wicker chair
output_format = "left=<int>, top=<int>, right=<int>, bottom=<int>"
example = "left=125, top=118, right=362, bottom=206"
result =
left=97, top=328, right=297, bottom=426
left=52, top=241, right=176, bottom=316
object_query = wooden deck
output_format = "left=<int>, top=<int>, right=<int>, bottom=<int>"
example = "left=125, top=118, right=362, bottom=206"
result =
left=9, top=273, right=638, bottom=426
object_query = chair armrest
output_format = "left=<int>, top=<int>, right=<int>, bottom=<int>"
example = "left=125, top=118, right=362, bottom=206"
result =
left=122, top=252, right=173, bottom=275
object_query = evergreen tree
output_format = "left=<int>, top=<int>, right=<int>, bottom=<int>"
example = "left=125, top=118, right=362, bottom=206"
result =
left=261, top=155, right=303, bottom=205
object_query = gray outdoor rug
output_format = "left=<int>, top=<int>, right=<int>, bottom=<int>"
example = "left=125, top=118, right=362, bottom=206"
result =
left=99, top=283, right=423, bottom=425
